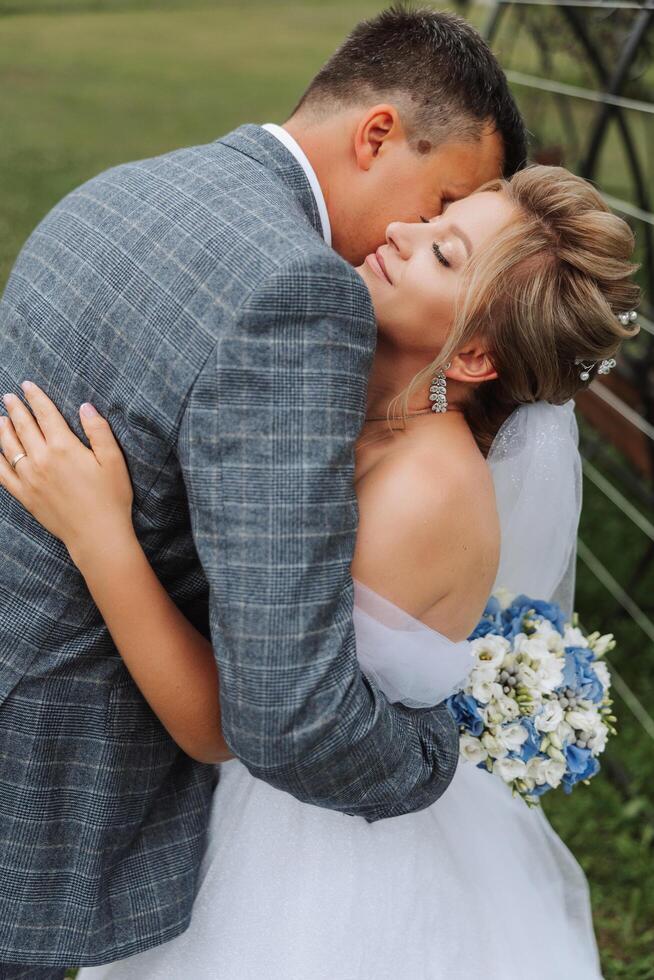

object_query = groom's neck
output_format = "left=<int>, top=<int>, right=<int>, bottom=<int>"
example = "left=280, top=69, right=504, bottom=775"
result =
left=281, top=112, right=359, bottom=260
left=282, top=113, right=343, bottom=187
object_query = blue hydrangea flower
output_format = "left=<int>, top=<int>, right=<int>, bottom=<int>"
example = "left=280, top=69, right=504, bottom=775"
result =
left=516, top=717, right=541, bottom=763
left=562, top=744, right=601, bottom=793
left=525, top=782, right=551, bottom=799
left=562, top=648, right=604, bottom=704
left=469, top=595, right=504, bottom=640
left=458, top=591, right=611, bottom=804
left=446, top=693, right=484, bottom=737
left=503, top=595, right=567, bottom=640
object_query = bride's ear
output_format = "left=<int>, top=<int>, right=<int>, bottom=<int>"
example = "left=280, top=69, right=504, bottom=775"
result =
left=446, top=340, right=498, bottom=385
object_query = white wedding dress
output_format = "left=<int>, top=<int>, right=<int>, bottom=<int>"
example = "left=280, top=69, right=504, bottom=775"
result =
left=80, top=402, right=602, bottom=980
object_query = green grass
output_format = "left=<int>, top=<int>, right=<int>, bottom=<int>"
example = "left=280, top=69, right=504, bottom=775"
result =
left=544, top=438, right=654, bottom=975
left=0, top=0, right=382, bottom=286
left=2, top=3, right=653, bottom=977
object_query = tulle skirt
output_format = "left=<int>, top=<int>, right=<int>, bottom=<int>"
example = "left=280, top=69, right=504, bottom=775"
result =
left=79, top=755, right=602, bottom=979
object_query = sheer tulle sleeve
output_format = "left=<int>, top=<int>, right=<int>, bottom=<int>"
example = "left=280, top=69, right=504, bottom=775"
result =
left=353, top=580, right=474, bottom=708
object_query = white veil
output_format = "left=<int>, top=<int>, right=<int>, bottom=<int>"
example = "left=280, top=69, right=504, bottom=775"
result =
left=487, top=400, right=582, bottom=618
left=350, top=400, right=582, bottom=710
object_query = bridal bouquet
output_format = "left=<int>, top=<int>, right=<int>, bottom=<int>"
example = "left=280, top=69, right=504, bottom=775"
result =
left=446, top=592, right=617, bottom=806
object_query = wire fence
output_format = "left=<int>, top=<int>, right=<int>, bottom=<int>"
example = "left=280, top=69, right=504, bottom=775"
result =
left=478, top=0, right=654, bottom=746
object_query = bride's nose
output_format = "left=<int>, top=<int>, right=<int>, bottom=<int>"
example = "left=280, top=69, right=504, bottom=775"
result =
left=385, top=221, right=415, bottom=259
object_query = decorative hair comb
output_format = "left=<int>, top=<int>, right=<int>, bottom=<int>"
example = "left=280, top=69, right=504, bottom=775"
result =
left=577, top=310, right=637, bottom=381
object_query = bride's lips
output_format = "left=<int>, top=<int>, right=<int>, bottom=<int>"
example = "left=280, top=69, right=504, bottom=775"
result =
left=365, top=249, right=392, bottom=285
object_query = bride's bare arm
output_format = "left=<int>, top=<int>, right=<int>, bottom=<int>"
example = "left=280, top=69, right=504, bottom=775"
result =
left=0, top=383, right=232, bottom=764
left=72, top=537, right=231, bottom=764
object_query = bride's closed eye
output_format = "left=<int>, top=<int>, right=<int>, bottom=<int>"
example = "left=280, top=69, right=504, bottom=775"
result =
left=432, top=243, right=451, bottom=268
left=419, top=217, right=452, bottom=269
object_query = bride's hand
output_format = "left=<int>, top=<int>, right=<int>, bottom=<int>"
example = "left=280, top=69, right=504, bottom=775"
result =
left=0, top=382, right=135, bottom=563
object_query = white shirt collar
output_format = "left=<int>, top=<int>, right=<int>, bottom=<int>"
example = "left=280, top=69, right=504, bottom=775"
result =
left=262, top=123, right=332, bottom=246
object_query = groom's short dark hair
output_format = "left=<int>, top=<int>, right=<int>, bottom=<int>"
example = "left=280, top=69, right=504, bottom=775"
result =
left=292, top=5, right=527, bottom=177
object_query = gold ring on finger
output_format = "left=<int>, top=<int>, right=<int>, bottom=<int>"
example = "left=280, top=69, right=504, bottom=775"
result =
left=10, top=452, right=27, bottom=470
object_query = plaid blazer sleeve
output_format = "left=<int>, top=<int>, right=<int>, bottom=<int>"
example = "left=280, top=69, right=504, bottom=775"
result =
left=177, top=249, right=459, bottom=821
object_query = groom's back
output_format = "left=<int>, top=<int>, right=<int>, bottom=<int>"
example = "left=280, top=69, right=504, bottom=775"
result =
left=0, top=126, right=336, bottom=966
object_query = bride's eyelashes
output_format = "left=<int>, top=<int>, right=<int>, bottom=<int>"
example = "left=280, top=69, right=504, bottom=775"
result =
left=432, top=243, right=451, bottom=268
left=419, top=216, right=451, bottom=268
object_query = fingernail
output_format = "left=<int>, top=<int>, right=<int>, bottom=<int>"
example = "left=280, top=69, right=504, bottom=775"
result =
left=21, top=381, right=35, bottom=392
left=80, top=402, right=99, bottom=418
left=2, top=394, right=15, bottom=405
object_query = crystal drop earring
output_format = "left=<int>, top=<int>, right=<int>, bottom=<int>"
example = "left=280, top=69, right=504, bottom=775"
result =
left=429, top=362, right=451, bottom=414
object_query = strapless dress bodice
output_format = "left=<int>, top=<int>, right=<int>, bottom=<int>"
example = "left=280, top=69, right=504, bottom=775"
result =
left=352, top=579, right=474, bottom=708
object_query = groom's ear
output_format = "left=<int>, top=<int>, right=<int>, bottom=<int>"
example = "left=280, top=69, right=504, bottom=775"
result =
left=448, top=343, right=498, bottom=385
left=353, top=105, right=403, bottom=171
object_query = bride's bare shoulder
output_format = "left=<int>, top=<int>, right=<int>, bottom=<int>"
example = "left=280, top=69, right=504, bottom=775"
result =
left=352, top=423, right=499, bottom=623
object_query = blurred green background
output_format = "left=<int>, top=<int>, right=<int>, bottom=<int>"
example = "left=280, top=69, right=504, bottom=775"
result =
left=1, top=2, right=653, bottom=978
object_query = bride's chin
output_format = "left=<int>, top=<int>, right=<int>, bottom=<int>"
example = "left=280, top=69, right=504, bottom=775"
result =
left=355, top=264, right=385, bottom=317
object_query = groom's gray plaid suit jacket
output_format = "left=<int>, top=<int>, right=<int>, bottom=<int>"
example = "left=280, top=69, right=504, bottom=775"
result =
left=0, top=126, right=459, bottom=968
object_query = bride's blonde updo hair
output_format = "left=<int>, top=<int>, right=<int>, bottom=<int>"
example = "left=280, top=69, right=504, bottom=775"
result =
left=399, top=165, right=640, bottom=454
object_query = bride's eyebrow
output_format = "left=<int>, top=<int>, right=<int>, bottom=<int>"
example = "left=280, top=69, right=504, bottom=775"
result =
left=420, top=216, right=473, bottom=258
left=446, top=223, right=473, bottom=258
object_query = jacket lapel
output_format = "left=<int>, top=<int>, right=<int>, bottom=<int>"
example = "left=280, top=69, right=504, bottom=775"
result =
left=218, top=124, right=324, bottom=240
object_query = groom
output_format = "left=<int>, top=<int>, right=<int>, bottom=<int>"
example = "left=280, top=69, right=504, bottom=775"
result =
left=0, top=7, right=526, bottom=977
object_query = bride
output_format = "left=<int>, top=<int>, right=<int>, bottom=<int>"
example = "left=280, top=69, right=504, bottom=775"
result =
left=0, top=165, right=638, bottom=979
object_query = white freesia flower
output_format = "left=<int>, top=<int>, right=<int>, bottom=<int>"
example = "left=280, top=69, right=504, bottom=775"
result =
left=494, top=587, right=514, bottom=610
left=516, top=663, right=548, bottom=697
left=567, top=708, right=601, bottom=733
left=531, top=620, right=565, bottom=654
left=460, top=734, right=488, bottom=765
left=517, top=649, right=563, bottom=695
left=545, top=759, right=567, bottom=788
left=483, top=704, right=505, bottom=727
left=535, top=700, right=564, bottom=733
left=593, top=661, right=611, bottom=692
left=471, top=667, right=499, bottom=704
left=481, top=731, right=509, bottom=760
left=589, top=633, right=614, bottom=657
left=497, top=722, right=529, bottom=753
left=533, top=655, right=564, bottom=694
left=563, top=625, right=588, bottom=649
left=453, top=590, right=613, bottom=804
left=517, top=634, right=563, bottom=669
left=472, top=634, right=510, bottom=669
left=488, top=691, right=520, bottom=724
left=588, top=709, right=605, bottom=734
left=515, top=641, right=563, bottom=691
left=526, top=638, right=552, bottom=663
left=526, top=756, right=566, bottom=789
left=493, top=757, right=527, bottom=783
left=555, top=720, right=575, bottom=746
left=589, top=723, right=608, bottom=756
left=482, top=692, right=518, bottom=727
left=516, top=663, right=538, bottom=687
left=514, top=633, right=540, bottom=659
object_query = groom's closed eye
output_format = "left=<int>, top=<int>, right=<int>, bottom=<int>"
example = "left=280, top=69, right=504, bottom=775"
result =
left=419, top=201, right=453, bottom=224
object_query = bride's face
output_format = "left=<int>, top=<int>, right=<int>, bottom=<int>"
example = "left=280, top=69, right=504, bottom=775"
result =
left=357, top=190, right=518, bottom=353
